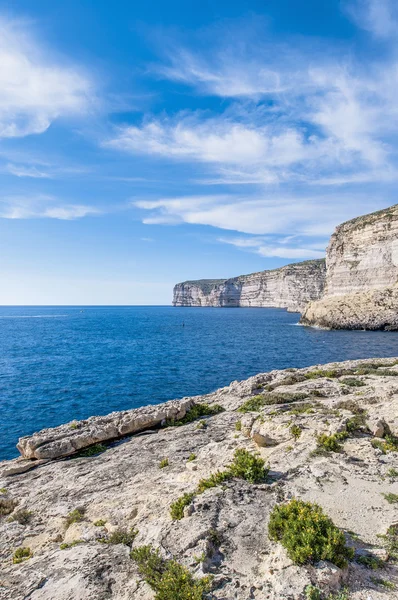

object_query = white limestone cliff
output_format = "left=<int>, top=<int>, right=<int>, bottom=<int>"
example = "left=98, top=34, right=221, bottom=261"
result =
left=173, top=259, right=326, bottom=313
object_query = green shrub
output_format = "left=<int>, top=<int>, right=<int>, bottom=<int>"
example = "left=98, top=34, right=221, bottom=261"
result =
left=65, top=507, right=85, bottom=527
left=166, top=403, right=224, bottom=427
left=13, top=547, right=32, bottom=564
left=316, top=432, right=348, bottom=453
left=235, top=420, right=242, bottom=431
left=0, top=488, right=7, bottom=494
left=101, top=527, right=138, bottom=546
left=77, top=443, right=107, bottom=457
left=372, top=434, right=398, bottom=453
left=336, top=400, right=365, bottom=414
left=305, top=369, right=340, bottom=380
left=8, top=509, right=32, bottom=525
left=94, top=519, right=106, bottom=527
left=196, top=419, right=207, bottom=430
left=159, top=458, right=169, bottom=468
left=131, top=545, right=212, bottom=600
left=346, top=414, right=367, bottom=434
left=187, top=453, right=196, bottom=462
left=382, top=492, right=398, bottom=504
left=228, top=448, right=268, bottom=483
left=378, top=524, right=398, bottom=562
left=197, top=470, right=231, bottom=493
left=268, top=499, right=354, bottom=567
left=60, top=539, right=84, bottom=550
left=290, top=424, right=302, bottom=440
left=356, top=553, right=384, bottom=569
left=340, top=378, right=365, bottom=387
left=0, top=497, right=17, bottom=516
left=239, top=392, right=308, bottom=413
left=170, top=493, right=195, bottom=520
left=387, top=468, right=398, bottom=479
left=370, top=576, right=395, bottom=589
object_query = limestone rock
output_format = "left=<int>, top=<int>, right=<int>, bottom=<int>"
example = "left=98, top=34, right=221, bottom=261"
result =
left=366, top=417, right=388, bottom=438
left=301, top=204, right=398, bottom=330
left=172, top=259, right=326, bottom=312
left=16, top=398, right=194, bottom=460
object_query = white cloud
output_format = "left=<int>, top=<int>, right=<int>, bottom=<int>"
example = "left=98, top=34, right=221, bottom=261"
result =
left=4, top=163, right=51, bottom=178
left=0, top=195, right=100, bottom=220
left=0, top=17, right=94, bottom=138
left=344, top=0, right=398, bottom=38
left=218, top=236, right=325, bottom=259
left=134, top=193, right=386, bottom=237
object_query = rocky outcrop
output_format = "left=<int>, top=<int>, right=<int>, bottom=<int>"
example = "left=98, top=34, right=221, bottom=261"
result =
left=301, top=204, right=398, bottom=329
left=1, top=358, right=398, bottom=600
left=173, top=259, right=326, bottom=312
left=16, top=398, right=194, bottom=460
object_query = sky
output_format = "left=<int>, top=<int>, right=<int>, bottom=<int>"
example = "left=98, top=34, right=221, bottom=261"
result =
left=0, top=0, right=398, bottom=304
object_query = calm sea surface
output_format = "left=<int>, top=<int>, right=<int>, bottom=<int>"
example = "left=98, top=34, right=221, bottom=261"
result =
left=1, top=305, right=398, bottom=459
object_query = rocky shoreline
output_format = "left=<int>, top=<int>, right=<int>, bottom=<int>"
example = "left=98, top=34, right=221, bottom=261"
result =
left=1, top=357, right=398, bottom=599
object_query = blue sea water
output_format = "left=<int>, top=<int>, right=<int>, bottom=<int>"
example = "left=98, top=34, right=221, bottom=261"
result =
left=1, top=305, right=398, bottom=460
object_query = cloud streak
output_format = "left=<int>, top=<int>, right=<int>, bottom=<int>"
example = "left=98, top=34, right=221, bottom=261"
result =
left=0, top=17, right=95, bottom=139
left=0, top=195, right=100, bottom=220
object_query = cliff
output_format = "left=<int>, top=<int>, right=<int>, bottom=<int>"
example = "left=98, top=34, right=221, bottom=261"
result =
left=301, top=204, right=398, bottom=329
left=173, top=259, right=326, bottom=313
left=1, top=358, right=398, bottom=599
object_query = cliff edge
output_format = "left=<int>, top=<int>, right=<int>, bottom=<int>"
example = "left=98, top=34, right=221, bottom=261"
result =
left=301, top=204, right=398, bottom=329
left=173, top=259, right=326, bottom=313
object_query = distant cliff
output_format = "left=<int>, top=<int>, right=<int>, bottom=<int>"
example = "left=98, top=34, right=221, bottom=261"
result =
left=172, top=259, right=326, bottom=312
left=301, top=204, right=398, bottom=329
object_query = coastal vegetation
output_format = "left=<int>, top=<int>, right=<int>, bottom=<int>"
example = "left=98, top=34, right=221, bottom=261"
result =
left=268, top=499, right=354, bottom=567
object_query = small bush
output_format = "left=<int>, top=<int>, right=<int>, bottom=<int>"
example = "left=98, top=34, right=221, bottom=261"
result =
left=0, top=497, right=17, bottom=516
left=387, top=468, right=398, bottom=479
left=370, top=576, right=395, bottom=589
left=76, top=443, right=107, bottom=457
left=94, top=519, right=106, bottom=527
left=268, top=499, right=354, bottom=567
left=170, top=493, right=195, bottom=520
left=372, top=434, right=398, bottom=454
left=131, top=545, right=212, bottom=600
left=379, top=524, right=398, bottom=562
left=159, top=458, right=169, bottom=468
left=13, top=547, right=32, bottom=564
left=65, top=507, right=85, bottom=527
left=8, top=509, right=32, bottom=525
left=0, top=488, right=7, bottom=494
left=166, top=403, right=224, bottom=427
left=228, top=448, right=268, bottom=483
left=336, top=400, right=366, bottom=415
left=197, top=470, right=231, bottom=493
left=382, top=492, right=398, bottom=504
left=101, top=527, right=138, bottom=546
left=316, top=432, right=348, bottom=453
left=346, top=414, right=367, bottom=434
left=356, top=553, right=384, bottom=569
left=187, top=453, right=196, bottom=462
left=235, top=420, right=242, bottom=431
left=290, top=424, right=302, bottom=440
left=340, top=378, right=365, bottom=387
left=305, top=369, right=340, bottom=380
left=238, top=392, right=308, bottom=413
left=69, top=421, right=79, bottom=429
left=60, top=539, right=84, bottom=550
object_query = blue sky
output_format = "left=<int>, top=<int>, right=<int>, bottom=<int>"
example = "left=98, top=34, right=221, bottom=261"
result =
left=0, top=0, right=397, bottom=304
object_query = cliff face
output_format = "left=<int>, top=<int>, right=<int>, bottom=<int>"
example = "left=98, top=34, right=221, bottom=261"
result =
left=301, top=204, right=398, bottom=329
left=173, top=259, right=326, bottom=313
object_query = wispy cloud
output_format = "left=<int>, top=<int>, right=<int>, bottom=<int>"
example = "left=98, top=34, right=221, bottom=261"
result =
left=0, top=195, right=100, bottom=220
left=134, top=193, right=386, bottom=236
left=4, top=163, right=52, bottom=178
left=0, top=17, right=95, bottom=139
left=218, top=235, right=325, bottom=259
left=344, top=0, right=398, bottom=39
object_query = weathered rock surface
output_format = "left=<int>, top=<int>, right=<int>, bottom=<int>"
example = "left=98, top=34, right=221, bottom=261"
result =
left=16, top=398, right=194, bottom=460
left=173, top=259, right=326, bottom=312
left=301, top=204, right=398, bottom=329
left=1, top=357, right=398, bottom=599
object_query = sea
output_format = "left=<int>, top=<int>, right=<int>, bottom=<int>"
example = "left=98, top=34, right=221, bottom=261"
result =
left=1, top=305, right=398, bottom=460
